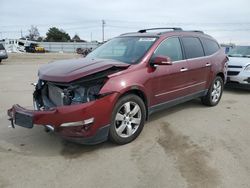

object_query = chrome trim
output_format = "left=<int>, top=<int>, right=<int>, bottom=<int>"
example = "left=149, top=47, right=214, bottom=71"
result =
left=149, top=90, right=208, bottom=115
left=155, top=81, right=206, bottom=97
left=180, top=68, right=188, bottom=72
left=45, top=125, right=54, bottom=132
left=60, top=118, right=95, bottom=127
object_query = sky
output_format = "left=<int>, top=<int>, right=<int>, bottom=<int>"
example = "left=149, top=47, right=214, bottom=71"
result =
left=1, top=0, right=250, bottom=44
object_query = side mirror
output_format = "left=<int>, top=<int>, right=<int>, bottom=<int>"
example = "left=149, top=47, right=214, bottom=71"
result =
left=151, top=55, right=172, bottom=67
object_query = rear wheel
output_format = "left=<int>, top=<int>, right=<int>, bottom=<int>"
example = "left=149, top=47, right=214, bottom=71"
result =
left=109, top=94, right=146, bottom=145
left=202, top=76, right=223, bottom=106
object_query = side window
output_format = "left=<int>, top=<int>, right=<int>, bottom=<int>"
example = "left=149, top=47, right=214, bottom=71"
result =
left=201, top=38, right=220, bottom=56
left=182, top=37, right=204, bottom=59
left=154, top=37, right=183, bottom=62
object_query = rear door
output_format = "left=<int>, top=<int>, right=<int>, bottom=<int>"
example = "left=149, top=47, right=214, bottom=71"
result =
left=151, top=37, right=190, bottom=105
left=181, top=37, right=210, bottom=93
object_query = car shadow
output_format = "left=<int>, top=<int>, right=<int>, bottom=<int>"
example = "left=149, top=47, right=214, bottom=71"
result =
left=224, top=86, right=250, bottom=94
left=1, top=97, right=229, bottom=157
left=59, top=139, right=116, bottom=159
left=1, top=99, right=204, bottom=157
left=59, top=99, right=205, bottom=157
left=0, top=120, right=117, bottom=158
left=148, top=98, right=203, bottom=123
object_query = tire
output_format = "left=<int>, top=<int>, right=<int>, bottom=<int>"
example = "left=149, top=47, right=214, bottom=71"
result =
left=109, top=94, right=146, bottom=145
left=202, top=76, right=224, bottom=106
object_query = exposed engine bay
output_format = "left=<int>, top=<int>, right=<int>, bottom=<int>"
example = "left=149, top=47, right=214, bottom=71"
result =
left=33, top=67, right=124, bottom=110
left=35, top=80, right=104, bottom=109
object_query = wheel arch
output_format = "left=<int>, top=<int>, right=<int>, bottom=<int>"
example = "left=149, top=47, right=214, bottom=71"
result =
left=117, top=88, right=149, bottom=120
left=216, top=72, right=225, bottom=83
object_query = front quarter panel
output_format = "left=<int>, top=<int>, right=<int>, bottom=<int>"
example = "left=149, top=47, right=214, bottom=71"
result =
left=99, top=66, right=153, bottom=106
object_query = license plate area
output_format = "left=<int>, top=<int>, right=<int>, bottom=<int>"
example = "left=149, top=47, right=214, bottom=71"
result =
left=15, top=112, right=33, bottom=128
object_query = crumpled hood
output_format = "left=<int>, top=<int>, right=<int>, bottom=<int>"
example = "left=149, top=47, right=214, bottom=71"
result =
left=228, top=57, right=250, bottom=67
left=38, top=58, right=130, bottom=83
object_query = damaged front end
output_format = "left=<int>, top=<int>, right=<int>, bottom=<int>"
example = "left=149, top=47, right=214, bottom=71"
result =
left=7, top=67, right=125, bottom=144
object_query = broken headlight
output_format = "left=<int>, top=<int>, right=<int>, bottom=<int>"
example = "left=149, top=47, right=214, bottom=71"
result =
left=63, top=84, right=103, bottom=105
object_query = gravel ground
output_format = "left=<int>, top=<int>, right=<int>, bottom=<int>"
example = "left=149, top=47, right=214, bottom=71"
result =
left=0, top=53, right=250, bottom=188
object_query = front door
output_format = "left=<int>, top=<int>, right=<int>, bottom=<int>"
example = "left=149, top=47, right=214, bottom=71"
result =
left=150, top=37, right=190, bottom=106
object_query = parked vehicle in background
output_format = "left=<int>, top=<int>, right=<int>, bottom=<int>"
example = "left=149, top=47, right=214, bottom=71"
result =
left=8, top=28, right=228, bottom=145
left=25, top=43, right=45, bottom=53
left=76, top=47, right=92, bottom=57
left=226, top=46, right=250, bottom=89
left=0, top=44, right=8, bottom=63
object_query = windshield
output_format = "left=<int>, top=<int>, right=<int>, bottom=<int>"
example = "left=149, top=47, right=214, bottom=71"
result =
left=87, top=37, right=157, bottom=64
left=228, top=46, right=250, bottom=57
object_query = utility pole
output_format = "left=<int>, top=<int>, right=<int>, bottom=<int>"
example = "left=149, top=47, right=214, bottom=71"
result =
left=21, top=29, right=23, bottom=38
left=102, top=20, right=106, bottom=42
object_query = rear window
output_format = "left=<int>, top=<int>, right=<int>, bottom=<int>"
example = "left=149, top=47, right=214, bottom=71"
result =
left=182, top=37, right=204, bottom=59
left=201, top=38, right=220, bottom=56
left=0, top=44, right=5, bottom=50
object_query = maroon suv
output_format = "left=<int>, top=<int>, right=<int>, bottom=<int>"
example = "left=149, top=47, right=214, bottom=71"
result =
left=8, top=28, right=228, bottom=145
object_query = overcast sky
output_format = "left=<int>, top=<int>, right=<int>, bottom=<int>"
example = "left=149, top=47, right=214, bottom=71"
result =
left=1, top=0, right=250, bottom=44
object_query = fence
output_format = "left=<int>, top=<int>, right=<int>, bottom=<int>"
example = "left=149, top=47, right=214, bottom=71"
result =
left=0, top=40, right=100, bottom=53
left=38, top=42, right=99, bottom=53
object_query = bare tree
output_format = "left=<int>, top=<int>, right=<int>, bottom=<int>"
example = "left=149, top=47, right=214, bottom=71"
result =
left=27, top=25, right=40, bottom=40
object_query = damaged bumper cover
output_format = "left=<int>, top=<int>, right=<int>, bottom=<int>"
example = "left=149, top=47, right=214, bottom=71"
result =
left=7, top=92, right=118, bottom=144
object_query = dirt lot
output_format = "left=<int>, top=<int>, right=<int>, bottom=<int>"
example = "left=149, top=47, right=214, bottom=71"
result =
left=0, top=53, right=250, bottom=188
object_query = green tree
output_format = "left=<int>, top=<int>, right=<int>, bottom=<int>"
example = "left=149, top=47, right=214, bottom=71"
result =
left=45, top=27, right=71, bottom=42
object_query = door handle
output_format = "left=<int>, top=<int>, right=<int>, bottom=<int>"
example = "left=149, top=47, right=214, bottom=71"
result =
left=180, top=68, right=188, bottom=72
left=205, top=63, right=211, bottom=67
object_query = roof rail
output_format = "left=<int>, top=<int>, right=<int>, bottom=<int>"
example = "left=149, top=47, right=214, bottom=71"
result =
left=138, top=27, right=183, bottom=33
left=120, top=32, right=138, bottom=36
left=186, top=30, right=204, bottom=34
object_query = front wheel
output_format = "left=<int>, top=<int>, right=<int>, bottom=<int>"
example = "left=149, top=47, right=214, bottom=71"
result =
left=202, top=76, right=224, bottom=106
left=109, top=94, right=146, bottom=145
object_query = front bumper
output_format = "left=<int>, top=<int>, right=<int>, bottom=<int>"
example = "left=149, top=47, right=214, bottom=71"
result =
left=7, top=93, right=118, bottom=144
left=227, top=67, right=250, bottom=87
left=0, top=54, right=8, bottom=60
left=227, top=75, right=250, bottom=84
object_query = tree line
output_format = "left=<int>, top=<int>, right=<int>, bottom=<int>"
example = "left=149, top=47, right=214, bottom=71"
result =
left=25, top=25, right=86, bottom=42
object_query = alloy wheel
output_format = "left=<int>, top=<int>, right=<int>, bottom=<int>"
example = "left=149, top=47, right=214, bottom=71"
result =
left=211, top=80, right=222, bottom=103
left=114, top=101, right=142, bottom=138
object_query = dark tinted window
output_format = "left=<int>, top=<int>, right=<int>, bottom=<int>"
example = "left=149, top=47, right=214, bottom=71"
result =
left=182, top=37, right=204, bottom=59
left=0, top=44, right=4, bottom=50
left=154, top=37, right=183, bottom=61
left=201, top=38, right=220, bottom=56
